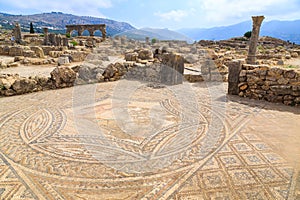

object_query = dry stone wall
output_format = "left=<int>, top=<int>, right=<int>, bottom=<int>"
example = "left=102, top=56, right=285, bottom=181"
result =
left=228, top=60, right=300, bottom=106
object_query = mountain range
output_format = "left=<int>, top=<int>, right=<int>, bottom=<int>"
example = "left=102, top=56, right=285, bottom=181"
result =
left=115, top=28, right=193, bottom=42
left=178, top=20, right=300, bottom=44
left=0, top=12, right=135, bottom=36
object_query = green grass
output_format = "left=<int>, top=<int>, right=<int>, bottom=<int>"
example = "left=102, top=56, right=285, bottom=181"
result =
left=285, top=65, right=298, bottom=69
left=70, top=40, right=78, bottom=46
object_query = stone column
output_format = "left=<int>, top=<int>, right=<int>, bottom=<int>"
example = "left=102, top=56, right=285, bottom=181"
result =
left=13, top=23, right=22, bottom=44
left=228, top=60, right=243, bottom=95
left=145, top=37, right=150, bottom=44
left=62, top=38, right=69, bottom=46
left=56, top=35, right=62, bottom=46
left=101, top=27, right=106, bottom=40
left=120, top=36, right=126, bottom=45
left=246, top=16, right=265, bottom=64
left=49, top=33, right=56, bottom=46
left=43, top=27, right=49, bottom=45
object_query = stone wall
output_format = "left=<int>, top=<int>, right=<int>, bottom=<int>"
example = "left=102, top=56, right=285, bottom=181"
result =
left=124, top=62, right=162, bottom=83
left=0, top=66, right=77, bottom=96
left=228, top=60, right=300, bottom=106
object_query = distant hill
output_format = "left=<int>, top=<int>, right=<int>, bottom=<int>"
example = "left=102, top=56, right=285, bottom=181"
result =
left=0, top=12, right=136, bottom=36
left=179, top=20, right=300, bottom=44
left=116, top=28, right=193, bottom=42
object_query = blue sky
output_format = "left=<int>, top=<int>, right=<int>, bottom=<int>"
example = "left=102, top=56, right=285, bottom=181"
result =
left=1, top=0, right=300, bottom=29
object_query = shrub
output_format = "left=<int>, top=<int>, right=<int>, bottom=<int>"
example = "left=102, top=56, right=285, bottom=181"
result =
left=151, top=38, right=157, bottom=44
left=70, top=40, right=78, bottom=46
left=66, top=33, right=71, bottom=38
left=244, top=31, right=252, bottom=39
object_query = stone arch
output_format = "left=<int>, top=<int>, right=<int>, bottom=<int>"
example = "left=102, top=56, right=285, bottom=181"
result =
left=82, top=30, right=90, bottom=36
left=66, top=24, right=106, bottom=39
left=93, top=30, right=103, bottom=37
left=69, top=30, right=79, bottom=37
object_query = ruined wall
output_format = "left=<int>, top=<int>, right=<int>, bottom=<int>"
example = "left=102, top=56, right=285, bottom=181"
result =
left=0, top=67, right=77, bottom=96
left=66, top=24, right=106, bottom=39
left=229, top=61, right=300, bottom=106
left=124, top=63, right=162, bottom=83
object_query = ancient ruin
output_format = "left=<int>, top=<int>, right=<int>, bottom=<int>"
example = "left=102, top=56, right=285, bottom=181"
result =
left=12, top=22, right=22, bottom=44
left=0, top=15, right=300, bottom=199
left=66, top=24, right=106, bottom=39
left=247, top=16, right=265, bottom=64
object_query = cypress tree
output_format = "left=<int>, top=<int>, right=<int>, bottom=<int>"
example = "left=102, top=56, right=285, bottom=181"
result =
left=30, top=22, right=35, bottom=34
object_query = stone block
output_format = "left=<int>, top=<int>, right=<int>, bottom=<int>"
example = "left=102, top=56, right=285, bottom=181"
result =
left=270, top=85, right=292, bottom=95
left=228, top=60, right=242, bottom=95
left=284, top=70, right=296, bottom=79
left=8, top=46, right=23, bottom=56
left=30, top=46, right=45, bottom=58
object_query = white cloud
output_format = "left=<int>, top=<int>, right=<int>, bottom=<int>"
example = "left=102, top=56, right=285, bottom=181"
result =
left=155, top=10, right=188, bottom=22
left=199, top=0, right=297, bottom=26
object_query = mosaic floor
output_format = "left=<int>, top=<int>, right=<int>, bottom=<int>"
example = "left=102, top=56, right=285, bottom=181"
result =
left=0, top=80, right=299, bottom=199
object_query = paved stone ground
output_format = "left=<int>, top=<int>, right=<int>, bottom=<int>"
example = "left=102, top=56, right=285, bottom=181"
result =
left=0, top=80, right=299, bottom=199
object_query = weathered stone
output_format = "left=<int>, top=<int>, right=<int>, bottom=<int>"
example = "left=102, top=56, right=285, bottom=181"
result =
left=268, top=68, right=284, bottom=77
left=161, top=53, right=184, bottom=85
left=207, top=49, right=218, bottom=60
left=242, top=64, right=255, bottom=70
left=78, top=66, right=94, bottom=81
left=12, top=78, right=38, bottom=94
left=12, top=23, right=22, bottom=44
left=30, top=46, right=45, bottom=58
left=277, top=60, right=284, bottom=65
left=125, top=52, right=138, bottom=61
left=292, top=91, right=300, bottom=97
left=270, top=85, right=292, bottom=95
left=285, top=54, right=291, bottom=59
left=261, top=85, right=270, bottom=91
left=14, top=56, right=25, bottom=62
left=0, top=62, right=7, bottom=69
left=247, top=75, right=264, bottom=85
left=96, top=73, right=104, bottom=82
left=70, top=52, right=88, bottom=62
left=9, top=47, right=23, bottom=57
left=238, top=83, right=248, bottom=91
left=49, top=51, right=64, bottom=58
left=184, top=74, right=204, bottom=82
left=138, top=49, right=153, bottom=60
left=277, top=78, right=289, bottom=85
left=292, top=85, right=300, bottom=91
left=228, top=60, right=242, bottom=95
left=50, top=67, right=76, bottom=88
left=23, top=50, right=35, bottom=57
left=0, top=76, right=17, bottom=89
left=7, top=62, right=19, bottom=68
left=247, top=16, right=265, bottom=64
left=291, top=52, right=298, bottom=58
left=184, top=54, right=198, bottom=64
left=103, top=63, right=120, bottom=80
left=295, top=97, right=300, bottom=103
left=239, top=70, right=247, bottom=77
left=35, top=76, right=51, bottom=89
left=58, top=57, right=70, bottom=66
left=284, top=70, right=296, bottom=79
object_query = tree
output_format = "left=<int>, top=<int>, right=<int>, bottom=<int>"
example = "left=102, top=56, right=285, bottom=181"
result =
left=244, top=31, right=252, bottom=39
left=30, top=22, right=35, bottom=34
